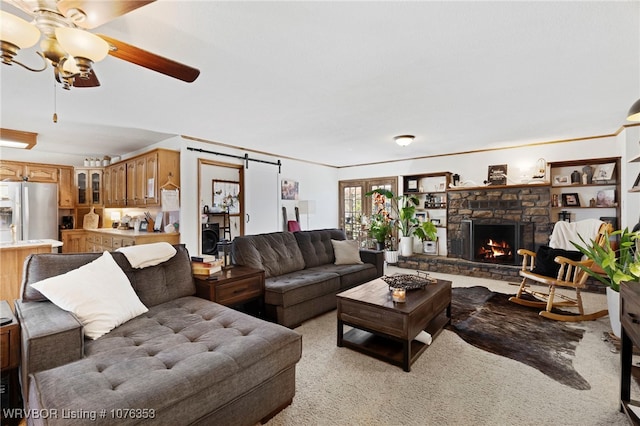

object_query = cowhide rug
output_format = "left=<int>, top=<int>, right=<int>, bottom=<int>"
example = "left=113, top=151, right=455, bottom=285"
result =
left=445, top=286, right=589, bottom=390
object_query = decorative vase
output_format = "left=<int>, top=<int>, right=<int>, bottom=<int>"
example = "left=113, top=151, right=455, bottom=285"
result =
left=607, top=287, right=621, bottom=338
left=384, top=250, right=399, bottom=264
left=399, top=236, right=413, bottom=256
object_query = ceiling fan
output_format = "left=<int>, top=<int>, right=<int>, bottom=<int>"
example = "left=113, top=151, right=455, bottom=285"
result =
left=0, top=0, right=200, bottom=89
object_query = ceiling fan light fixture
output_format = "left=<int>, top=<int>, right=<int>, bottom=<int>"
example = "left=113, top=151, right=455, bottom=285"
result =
left=627, top=98, right=640, bottom=122
left=0, top=11, right=41, bottom=64
left=394, top=135, right=415, bottom=147
left=55, top=27, right=108, bottom=74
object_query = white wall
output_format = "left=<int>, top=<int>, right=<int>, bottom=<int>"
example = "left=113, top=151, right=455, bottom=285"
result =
left=178, top=137, right=339, bottom=256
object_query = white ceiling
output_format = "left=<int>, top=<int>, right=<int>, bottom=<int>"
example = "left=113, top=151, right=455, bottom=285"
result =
left=1, top=0, right=639, bottom=167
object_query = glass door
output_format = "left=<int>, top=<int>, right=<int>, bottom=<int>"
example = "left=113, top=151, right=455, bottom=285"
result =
left=338, top=177, right=398, bottom=248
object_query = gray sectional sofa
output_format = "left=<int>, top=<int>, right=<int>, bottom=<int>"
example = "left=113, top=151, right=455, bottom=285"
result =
left=232, top=228, right=384, bottom=328
left=15, top=245, right=302, bottom=426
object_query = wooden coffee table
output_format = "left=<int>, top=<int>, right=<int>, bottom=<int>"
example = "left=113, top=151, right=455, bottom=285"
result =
left=337, top=277, right=452, bottom=372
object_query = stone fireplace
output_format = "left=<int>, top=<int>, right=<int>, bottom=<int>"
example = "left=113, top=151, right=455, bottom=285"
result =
left=448, top=185, right=551, bottom=263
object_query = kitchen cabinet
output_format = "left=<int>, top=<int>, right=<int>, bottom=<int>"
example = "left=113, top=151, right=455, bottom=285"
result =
left=61, top=229, right=87, bottom=253
left=549, top=157, right=620, bottom=225
left=104, top=162, right=127, bottom=207
left=0, top=161, right=58, bottom=183
left=83, top=229, right=180, bottom=253
left=75, top=168, right=103, bottom=206
left=126, top=151, right=171, bottom=207
left=58, top=166, right=74, bottom=208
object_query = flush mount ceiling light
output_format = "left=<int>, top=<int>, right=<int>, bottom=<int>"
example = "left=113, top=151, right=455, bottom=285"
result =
left=0, top=0, right=199, bottom=91
left=0, top=128, right=37, bottom=149
left=627, top=98, right=640, bottom=122
left=394, top=135, right=415, bottom=147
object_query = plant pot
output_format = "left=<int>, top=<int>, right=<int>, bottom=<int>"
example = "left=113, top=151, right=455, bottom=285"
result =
left=399, top=236, right=413, bottom=256
left=384, top=250, right=399, bottom=264
left=607, top=286, right=621, bottom=338
left=375, top=241, right=385, bottom=251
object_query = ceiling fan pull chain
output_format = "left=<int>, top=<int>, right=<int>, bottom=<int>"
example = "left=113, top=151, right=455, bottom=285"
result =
left=53, top=82, right=58, bottom=124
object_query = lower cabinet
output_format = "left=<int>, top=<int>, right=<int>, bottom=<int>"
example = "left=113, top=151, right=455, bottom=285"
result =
left=62, top=229, right=180, bottom=253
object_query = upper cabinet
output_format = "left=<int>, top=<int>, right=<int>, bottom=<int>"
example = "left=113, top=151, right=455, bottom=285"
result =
left=58, top=166, right=74, bottom=208
left=0, top=161, right=58, bottom=183
left=105, top=149, right=179, bottom=208
left=549, top=157, right=621, bottom=225
left=75, top=168, right=103, bottom=206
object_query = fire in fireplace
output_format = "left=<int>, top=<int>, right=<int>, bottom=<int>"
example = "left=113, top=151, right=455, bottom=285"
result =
left=476, top=238, right=513, bottom=262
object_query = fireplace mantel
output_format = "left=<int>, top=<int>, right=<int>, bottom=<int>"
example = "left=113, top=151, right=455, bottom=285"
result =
left=447, top=182, right=550, bottom=191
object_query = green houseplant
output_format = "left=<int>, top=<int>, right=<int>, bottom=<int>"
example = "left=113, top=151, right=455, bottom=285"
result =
left=571, top=227, right=640, bottom=337
left=369, top=212, right=392, bottom=251
left=571, top=227, right=640, bottom=292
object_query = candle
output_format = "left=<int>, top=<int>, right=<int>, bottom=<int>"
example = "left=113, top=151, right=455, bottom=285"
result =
left=392, top=287, right=406, bottom=303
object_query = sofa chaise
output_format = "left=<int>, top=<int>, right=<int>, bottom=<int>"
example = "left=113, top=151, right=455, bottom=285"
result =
left=232, top=228, right=384, bottom=328
left=15, top=244, right=302, bottom=426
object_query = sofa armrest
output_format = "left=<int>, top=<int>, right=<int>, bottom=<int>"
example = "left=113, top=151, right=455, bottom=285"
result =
left=359, top=249, right=384, bottom=277
left=15, top=300, right=84, bottom=402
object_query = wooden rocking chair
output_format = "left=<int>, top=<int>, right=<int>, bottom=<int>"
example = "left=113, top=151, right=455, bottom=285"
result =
left=509, top=221, right=612, bottom=322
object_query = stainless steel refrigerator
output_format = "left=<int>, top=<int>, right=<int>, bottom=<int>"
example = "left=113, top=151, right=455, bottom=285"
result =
left=0, top=181, right=58, bottom=243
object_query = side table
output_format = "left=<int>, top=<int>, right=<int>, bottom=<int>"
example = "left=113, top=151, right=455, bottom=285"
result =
left=194, top=266, right=265, bottom=311
left=1, top=300, right=21, bottom=425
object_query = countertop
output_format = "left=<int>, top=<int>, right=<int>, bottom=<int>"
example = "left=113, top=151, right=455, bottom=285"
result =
left=0, top=239, right=63, bottom=249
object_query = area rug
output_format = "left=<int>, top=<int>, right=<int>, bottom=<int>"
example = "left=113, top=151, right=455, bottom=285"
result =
left=445, top=286, right=589, bottom=390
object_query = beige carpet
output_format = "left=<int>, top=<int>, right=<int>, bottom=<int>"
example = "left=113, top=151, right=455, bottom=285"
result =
left=266, top=266, right=634, bottom=425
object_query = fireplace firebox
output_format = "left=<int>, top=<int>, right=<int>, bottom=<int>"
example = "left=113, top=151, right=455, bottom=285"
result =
left=460, top=220, right=532, bottom=265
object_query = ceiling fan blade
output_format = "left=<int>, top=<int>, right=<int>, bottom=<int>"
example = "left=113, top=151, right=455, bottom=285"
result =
left=98, top=34, right=200, bottom=83
left=73, top=69, right=100, bottom=88
left=57, top=0, right=155, bottom=29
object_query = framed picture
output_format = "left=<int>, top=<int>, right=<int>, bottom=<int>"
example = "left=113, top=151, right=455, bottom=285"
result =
left=213, top=180, right=241, bottom=214
left=595, top=189, right=615, bottom=207
left=487, top=164, right=508, bottom=185
left=599, top=216, right=618, bottom=230
left=561, top=193, right=580, bottom=207
left=592, top=163, right=616, bottom=182
left=553, top=175, right=570, bottom=185
left=437, top=182, right=446, bottom=191
left=281, top=179, right=299, bottom=200
left=430, top=218, right=441, bottom=226
left=415, top=212, right=426, bottom=222
left=406, top=178, right=419, bottom=192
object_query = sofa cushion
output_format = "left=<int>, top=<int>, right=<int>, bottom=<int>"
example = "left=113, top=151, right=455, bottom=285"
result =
left=29, top=296, right=302, bottom=426
left=31, top=251, right=148, bottom=340
left=308, top=263, right=378, bottom=289
left=264, top=270, right=341, bottom=307
left=294, top=229, right=347, bottom=267
left=232, top=232, right=305, bottom=278
left=331, top=239, right=363, bottom=265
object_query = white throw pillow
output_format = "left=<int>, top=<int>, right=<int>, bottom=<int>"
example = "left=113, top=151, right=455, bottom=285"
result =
left=31, top=251, right=148, bottom=340
left=331, top=239, right=363, bottom=265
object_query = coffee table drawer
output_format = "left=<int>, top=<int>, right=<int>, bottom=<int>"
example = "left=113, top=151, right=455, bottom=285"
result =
left=340, top=299, right=405, bottom=336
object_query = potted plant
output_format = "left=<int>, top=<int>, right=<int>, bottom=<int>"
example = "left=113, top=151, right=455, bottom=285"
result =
left=414, top=220, right=438, bottom=254
left=365, top=188, right=420, bottom=256
left=571, top=227, right=640, bottom=337
left=369, top=212, right=391, bottom=251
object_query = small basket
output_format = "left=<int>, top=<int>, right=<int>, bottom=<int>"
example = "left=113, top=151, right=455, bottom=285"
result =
left=381, top=272, right=436, bottom=291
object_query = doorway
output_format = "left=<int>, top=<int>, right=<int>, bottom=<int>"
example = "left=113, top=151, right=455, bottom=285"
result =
left=197, top=159, right=245, bottom=256
left=338, top=176, right=398, bottom=248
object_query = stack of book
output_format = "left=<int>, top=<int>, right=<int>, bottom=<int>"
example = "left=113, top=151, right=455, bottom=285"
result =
left=191, top=255, right=224, bottom=276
